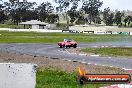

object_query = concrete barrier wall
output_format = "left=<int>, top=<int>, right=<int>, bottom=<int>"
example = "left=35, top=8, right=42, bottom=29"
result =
left=0, top=63, right=37, bottom=88
left=69, top=26, right=132, bottom=34
left=69, top=26, right=132, bottom=32
left=1, top=27, right=132, bottom=34
left=69, top=26, right=107, bottom=32
left=0, top=28, right=62, bottom=32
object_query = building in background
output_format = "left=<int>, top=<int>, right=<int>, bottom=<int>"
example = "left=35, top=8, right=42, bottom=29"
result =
left=19, top=20, right=50, bottom=29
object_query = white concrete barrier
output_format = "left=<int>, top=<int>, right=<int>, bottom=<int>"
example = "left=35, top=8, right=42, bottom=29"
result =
left=69, top=26, right=132, bottom=34
left=0, top=63, right=37, bottom=88
left=0, top=28, right=62, bottom=33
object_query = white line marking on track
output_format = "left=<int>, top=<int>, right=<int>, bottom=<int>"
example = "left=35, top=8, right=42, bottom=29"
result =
left=79, top=54, right=87, bottom=56
left=68, top=60, right=71, bottom=62
left=92, top=46, right=98, bottom=47
left=77, top=47, right=81, bottom=48
left=90, top=55, right=100, bottom=57
left=81, top=62, right=87, bottom=64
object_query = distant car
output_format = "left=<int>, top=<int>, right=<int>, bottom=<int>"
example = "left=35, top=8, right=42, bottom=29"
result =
left=58, top=39, right=77, bottom=48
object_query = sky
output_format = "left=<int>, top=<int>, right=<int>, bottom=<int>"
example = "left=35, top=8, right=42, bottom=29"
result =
left=101, top=0, right=132, bottom=11
left=3, top=0, right=132, bottom=11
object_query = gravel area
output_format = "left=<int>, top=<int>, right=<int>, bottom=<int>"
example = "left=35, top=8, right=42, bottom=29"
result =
left=67, top=48, right=89, bottom=54
left=0, top=51, right=130, bottom=74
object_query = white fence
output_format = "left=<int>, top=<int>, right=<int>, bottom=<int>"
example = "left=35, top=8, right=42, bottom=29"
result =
left=0, top=28, right=62, bottom=32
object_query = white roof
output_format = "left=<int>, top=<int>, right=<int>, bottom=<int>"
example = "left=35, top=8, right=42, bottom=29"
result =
left=19, top=20, right=49, bottom=25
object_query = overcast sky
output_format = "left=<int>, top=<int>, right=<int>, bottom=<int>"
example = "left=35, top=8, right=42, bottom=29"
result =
left=4, top=0, right=132, bottom=11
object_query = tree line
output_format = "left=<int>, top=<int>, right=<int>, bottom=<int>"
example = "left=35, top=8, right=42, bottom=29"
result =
left=0, top=0, right=132, bottom=27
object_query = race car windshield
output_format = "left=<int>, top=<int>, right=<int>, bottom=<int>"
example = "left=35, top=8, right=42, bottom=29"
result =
left=64, top=39, right=73, bottom=42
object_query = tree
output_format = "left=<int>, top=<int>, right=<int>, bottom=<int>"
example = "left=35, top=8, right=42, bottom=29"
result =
left=4, top=0, right=19, bottom=24
left=124, top=16, right=128, bottom=27
left=54, top=0, right=81, bottom=28
left=67, top=10, right=80, bottom=25
left=68, top=0, right=81, bottom=25
left=47, top=14, right=59, bottom=23
left=75, top=10, right=85, bottom=25
left=95, top=16, right=101, bottom=24
left=70, top=0, right=81, bottom=11
left=17, top=0, right=37, bottom=22
left=108, top=13, right=114, bottom=25
left=114, top=11, right=124, bottom=26
left=55, top=0, right=70, bottom=12
left=37, top=2, right=54, bottom=22
left=127, top=16, right=132, bottom=26
left=124, top=16, right=132, bottom=27
left=103, top=8, right=114, bottom=26
left=82, top=0, right=103, bottom=24
left=4, top=0, right=37, bottom=24
left=55, top=0, right=70, bottom=29
left=21, top=10, right=38, bottom=22
left=0, top=0, right=7, bottom=23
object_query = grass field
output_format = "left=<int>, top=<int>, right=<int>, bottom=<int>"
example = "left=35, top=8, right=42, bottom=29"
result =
left=82, top=47, right=132, bottom=57
left=36, top=68, right=108, bottom=88
left=0, top=31, right=132, bottom=43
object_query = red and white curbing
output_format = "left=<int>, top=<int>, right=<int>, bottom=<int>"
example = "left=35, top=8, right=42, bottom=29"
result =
left=122, top=68, right=132, bottom=73
left=100, top=83, right=132, bottom=88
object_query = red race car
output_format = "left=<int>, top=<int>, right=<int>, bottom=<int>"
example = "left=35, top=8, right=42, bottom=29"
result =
left=58, top=39, right=77, bottom=48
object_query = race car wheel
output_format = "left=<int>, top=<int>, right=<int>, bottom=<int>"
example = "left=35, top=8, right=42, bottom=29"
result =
left=65, top=45, right=70, bottom=48
left=64, top=45, right=67, bottom=48
left=73, top=44, right=77, bottom=48
left=59, top=45, right=62, bottom=48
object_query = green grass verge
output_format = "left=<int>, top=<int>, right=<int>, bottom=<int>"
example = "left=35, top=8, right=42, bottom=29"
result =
left=0, top=31, right=132, bottom=43
left=36, top=68, right=107, bottom=88
left=82, top=47, right=132, bottom=57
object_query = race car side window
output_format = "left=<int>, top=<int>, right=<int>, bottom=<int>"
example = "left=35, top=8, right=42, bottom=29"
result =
left=64, top=39, right=66, bottom=42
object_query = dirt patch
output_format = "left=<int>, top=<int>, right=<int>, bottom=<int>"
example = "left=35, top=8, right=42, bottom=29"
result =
left=0, top=51, right=130, bottom=74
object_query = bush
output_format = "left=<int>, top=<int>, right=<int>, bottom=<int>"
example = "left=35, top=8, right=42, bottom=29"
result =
left=56, top=23, right=67, bottom=27
left=75, top=20, right=85, bottom=25
left=54, top=23, right=68, bottom=30
left=130, top=23, right=132, bottom=27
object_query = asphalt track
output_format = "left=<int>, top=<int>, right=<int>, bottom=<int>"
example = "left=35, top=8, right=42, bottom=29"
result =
left=0, top=42, right=132, bottom=69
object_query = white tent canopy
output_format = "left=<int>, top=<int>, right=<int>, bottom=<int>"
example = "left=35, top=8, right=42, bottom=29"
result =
left=19, top=20, right=49, bottom=25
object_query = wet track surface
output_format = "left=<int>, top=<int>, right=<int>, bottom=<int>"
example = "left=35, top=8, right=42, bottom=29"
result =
left=0, top=42, right=132, bottom=69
